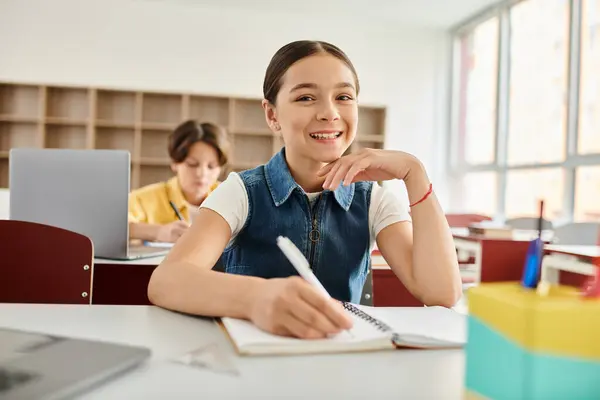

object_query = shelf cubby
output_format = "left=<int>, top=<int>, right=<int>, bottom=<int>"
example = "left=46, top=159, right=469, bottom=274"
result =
left=0, top=121, right=39, bottom=151
left=232, top=135, right=273, bottom=166
left=141, top=129, right=170, bottom=160
left=96, top=90, right=136, bottom=126
left=142, top=93, right=182, bottom=125
left=357, top=107, right=385, bottom=138
left=231, top=99, right=265, bottom=132
left=139, top=165, right=173, bottom=187
left=189, top=96, right=229, bottom=126
left=95, top=127, right=135, bottom=154
left=0, top=84, right=40, bottom=119
left=45, top=125, right=87, bottom=149
left=46, top=87, right=89, bottom=121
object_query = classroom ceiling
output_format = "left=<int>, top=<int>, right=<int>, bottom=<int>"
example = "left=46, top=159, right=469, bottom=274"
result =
left=169, top=0, right=502, bottom=29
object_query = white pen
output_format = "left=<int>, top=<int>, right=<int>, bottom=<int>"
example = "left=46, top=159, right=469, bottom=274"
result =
left=276, top=235, right=331, bottom=299
left=276, top=236, right=353, bottom=337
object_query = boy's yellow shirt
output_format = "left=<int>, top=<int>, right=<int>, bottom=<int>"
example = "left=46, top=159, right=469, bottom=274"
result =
left=128, top=176, right=219, bottom=224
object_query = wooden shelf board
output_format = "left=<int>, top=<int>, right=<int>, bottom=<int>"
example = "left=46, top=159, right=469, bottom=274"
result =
left=0, top=151, right=8, bottom=158
left=141, top=123, right=175, bottom=131
left=139, top=157, right=171, bottom=166
left=95, top=120, right=135, bottom=129
left=0, top=115, right=39, bottom=123
left=233, top=161, right=261, bottom=170
left=45, top=117, right=87, bottom=126
left=231, top=129, right=273, bottom=136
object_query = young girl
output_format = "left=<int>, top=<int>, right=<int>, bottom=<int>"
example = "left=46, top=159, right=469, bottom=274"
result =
left=148, top=40, right=461, bottom=339
left=129, top=120, right=229, bottom=243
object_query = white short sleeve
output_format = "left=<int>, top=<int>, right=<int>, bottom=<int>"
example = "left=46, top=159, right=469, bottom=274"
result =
left=199, top=172, right=249, bottom=239
left=369, top=182, right=412, bottom=243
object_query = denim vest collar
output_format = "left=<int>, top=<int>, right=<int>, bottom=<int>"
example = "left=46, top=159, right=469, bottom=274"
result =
left=264, top=148, right=355, bottom=211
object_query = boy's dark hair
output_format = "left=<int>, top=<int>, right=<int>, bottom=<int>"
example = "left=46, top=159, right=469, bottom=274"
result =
left=168, top=120, right=230, bottom=166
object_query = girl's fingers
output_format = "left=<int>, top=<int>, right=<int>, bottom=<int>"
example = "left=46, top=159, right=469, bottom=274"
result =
left=323, top=161, right=343, bottom=189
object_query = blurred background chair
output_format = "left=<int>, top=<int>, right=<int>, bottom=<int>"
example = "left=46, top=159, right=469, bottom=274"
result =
left=0, top=220, right=93, bottom=304
left=505, top=217, right=553, bottom=230
left=552, top=222, right=600, bottom=245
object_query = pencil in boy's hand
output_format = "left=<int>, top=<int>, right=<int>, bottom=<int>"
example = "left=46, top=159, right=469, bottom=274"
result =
left=169, top=200, right=185, bottom=221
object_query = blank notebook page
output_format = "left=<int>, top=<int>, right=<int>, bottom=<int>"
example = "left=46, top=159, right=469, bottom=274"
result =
left=357, top=305, right=466, bottom=345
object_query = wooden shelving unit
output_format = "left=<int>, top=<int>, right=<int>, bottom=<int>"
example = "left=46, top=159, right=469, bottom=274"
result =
left=0, top=82, right=387, bottom=189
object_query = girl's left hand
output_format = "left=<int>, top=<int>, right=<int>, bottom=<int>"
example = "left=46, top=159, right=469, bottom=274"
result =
left=317, top=148, right=423, bottom=191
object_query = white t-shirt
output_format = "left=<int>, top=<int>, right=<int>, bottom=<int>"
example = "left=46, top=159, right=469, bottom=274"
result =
left=200, top=172, right=412, bottom=248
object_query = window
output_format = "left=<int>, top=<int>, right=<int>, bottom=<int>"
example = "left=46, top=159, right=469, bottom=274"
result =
left=578, top=0, right=600, bottom=154
left=505, top=168, right=565, bottom=219
left=456, top=17, right=499, bottom=165
left=461, top=172, right=498, bottom=216
left=507, top=0, right=570, bottom=166
left=450, top=0, right=600, bottom=223
left=574, top=166, right=600, bottom=221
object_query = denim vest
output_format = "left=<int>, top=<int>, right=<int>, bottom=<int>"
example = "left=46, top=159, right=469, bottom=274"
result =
left=220, top=148, right=373, bottom=303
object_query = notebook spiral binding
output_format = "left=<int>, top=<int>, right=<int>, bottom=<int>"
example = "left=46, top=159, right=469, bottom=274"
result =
left=342, top=302, right=393, bottom=333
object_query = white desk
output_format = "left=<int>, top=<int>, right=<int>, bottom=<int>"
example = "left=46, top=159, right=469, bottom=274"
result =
left=93, top=256, right=164, bottom=265
left=0, top=304, right=466, bottom=399
left=451, top=228, right=552, bottom=286
left=541, top=245, right=600, bottom=284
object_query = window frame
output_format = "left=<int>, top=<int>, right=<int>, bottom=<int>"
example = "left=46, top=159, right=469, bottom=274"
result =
left=448, top=0, right=600, bottom=222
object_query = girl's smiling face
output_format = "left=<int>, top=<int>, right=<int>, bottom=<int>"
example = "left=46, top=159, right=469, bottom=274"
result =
left=265, top=53, right=358, bottom=164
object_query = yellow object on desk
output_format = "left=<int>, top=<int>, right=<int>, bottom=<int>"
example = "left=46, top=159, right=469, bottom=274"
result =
left=465, top=281, right=600, bottom=400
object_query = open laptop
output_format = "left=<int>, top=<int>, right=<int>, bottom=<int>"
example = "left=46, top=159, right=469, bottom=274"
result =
left=9, top=148, right=168, bottom=260
left=0, top=327, right=150, bottom=400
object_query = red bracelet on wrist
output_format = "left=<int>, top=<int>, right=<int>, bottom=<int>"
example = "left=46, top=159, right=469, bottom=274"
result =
left=409, top=183, right=433, bottom=208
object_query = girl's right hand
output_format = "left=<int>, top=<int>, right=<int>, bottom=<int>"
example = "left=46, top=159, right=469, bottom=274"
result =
left=248, top=276, right=353, bottom=339
left=156, top=220, right=189, bottom=243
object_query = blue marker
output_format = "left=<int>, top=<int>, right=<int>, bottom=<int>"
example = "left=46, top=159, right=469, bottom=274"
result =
left=521, top=200, right=545, bottom=289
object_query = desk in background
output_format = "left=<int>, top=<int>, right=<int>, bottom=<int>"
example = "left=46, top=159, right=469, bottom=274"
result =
left=371, top=249, right=423, bottom=307
left=453, top=228, right=553, bottom=286
left=0, top=303, right=465, bottom=399
left=541, top=245, right=600, bottom=287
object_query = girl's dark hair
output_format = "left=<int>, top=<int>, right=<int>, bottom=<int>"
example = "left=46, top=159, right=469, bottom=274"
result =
left=263, top=40, right=360, bottom=105
left=168, top=120, right=230, bottom=166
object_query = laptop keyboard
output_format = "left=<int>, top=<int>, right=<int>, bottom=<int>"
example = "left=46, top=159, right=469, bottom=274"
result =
left=0, top=367, right=37, bottom=393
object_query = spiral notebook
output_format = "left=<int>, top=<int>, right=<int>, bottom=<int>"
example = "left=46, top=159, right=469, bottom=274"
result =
left=220, top=303, right=466, bottom=356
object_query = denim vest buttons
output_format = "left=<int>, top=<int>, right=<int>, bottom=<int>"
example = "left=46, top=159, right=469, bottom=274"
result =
left=220, top=148, right=373, bottom=303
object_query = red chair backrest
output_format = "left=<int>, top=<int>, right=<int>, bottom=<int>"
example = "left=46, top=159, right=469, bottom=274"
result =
left=0, top=220, right=93, bottom=304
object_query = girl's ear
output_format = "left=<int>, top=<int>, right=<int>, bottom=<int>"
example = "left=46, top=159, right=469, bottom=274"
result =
left=262, top=99, right=280, bottom=132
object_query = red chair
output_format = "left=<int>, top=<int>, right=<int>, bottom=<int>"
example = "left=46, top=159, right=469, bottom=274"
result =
left=445, top=213, right=492, bottom=228
left=0, top=220, right=93, bottom=304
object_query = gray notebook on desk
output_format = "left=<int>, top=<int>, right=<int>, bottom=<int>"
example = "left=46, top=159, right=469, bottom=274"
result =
left=0, top=327, right=151, bottom=400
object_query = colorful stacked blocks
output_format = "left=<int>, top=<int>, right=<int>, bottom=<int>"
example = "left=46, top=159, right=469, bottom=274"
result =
left=465, top=282, right=600, bottom=400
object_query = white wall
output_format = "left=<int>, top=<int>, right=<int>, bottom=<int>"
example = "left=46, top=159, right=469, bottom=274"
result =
left=0, top=0, right=451, bottom=206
